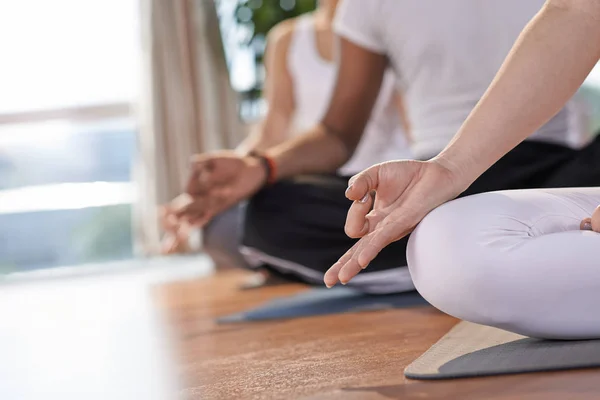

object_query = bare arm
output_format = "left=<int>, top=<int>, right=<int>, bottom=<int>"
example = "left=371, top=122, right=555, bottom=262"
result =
left=174, top=35, right=388, bottom=229
left=265, top=38, right=388, bottom=179
left=436, top=0, right=600, bottom=189
left=237, top=21, right=296, bottom=155
left=393, top=91, right=412, bottom=142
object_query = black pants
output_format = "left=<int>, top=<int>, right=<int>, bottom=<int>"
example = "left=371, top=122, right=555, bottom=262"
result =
left=242, top=136, right=600, bottom=293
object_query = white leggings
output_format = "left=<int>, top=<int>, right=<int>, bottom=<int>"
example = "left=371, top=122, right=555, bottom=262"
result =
left=407, top=188, right=600, bottom=340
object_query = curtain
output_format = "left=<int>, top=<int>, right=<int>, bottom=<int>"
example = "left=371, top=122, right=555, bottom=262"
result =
left=135, top=0, right=244, bottom=255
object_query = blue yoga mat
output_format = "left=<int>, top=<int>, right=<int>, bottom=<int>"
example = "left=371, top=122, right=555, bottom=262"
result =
left=217, top=287, right=429, bottom=323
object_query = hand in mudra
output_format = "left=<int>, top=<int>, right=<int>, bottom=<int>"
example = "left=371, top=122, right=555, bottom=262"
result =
left=179, top=151, right=267, bottom=226
left=324, top=159, right=466, bottom=288
left=159, top=151, right=267, bottom=254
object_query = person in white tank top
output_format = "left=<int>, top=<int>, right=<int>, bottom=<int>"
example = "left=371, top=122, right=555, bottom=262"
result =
left=171, top=0, right=411, bottom=279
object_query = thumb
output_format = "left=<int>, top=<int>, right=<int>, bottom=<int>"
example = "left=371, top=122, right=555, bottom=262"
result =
left=346, top=165, right=380, bottom=201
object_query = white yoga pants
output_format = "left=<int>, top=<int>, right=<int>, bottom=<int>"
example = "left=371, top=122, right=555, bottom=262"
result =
left=408, top=188, right=600, bottom=340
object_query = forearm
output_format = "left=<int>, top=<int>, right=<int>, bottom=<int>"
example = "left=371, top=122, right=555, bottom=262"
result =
left=436, top=1, right=600, bottom=188
left=236, top=112, right=291, bottom=155
left=236, top=122, right=277, bottom=155
left=235, top=123, right=263, bottom=156
left=265, top=123, right=350, bottom=179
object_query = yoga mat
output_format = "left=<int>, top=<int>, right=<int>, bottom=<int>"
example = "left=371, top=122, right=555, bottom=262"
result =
left=217, top=287, right=428, bottom=323
left=405, top=321, right=600, bottom=380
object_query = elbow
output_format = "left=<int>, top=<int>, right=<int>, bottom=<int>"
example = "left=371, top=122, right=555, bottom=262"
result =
left=320, top=121, right=361, bottom=161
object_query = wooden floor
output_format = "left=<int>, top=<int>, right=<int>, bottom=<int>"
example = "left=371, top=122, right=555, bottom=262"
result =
left=159, top=270, right=600, bottom=400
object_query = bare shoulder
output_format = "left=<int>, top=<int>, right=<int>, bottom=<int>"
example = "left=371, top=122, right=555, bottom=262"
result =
left=266, top=17, right=299, bottom=50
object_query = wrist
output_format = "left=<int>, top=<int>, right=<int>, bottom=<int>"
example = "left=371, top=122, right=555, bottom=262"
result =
left=430, top=152, right=475, bottom=194
left=247, top=151, right=277, bottom=187
left=244, top=156, right=268, bottom=187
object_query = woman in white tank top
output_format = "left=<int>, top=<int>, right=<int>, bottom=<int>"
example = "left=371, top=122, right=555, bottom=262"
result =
left=184, top=0, right=412, bottom=275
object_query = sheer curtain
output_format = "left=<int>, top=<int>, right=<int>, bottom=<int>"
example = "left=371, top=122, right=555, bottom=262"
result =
left=136, top=0, right=244, bottom=255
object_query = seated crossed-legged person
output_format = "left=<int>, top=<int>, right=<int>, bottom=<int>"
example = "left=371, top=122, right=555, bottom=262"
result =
left=324, top=0, right=600, bottom=338
left=161, top=0, right=412, bottom=290
left=165, top=0, right=599, bottom=295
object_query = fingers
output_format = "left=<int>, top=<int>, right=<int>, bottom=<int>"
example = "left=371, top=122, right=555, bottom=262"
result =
left=325, top=222, right=409, bottom=288
left=175, top=190, right=234, bottom=228
left=343, top=165, right=381, bottom=239
left=344, top=192, right=373, bottom=238
left=355, top=225, right=398, bottom=268
left=325, top=235, right=376, bottom=288
left=159, top=206, right=172, bottom=229
left=161, top=207, right=183, bottom=234
left=581, top=218, right=593, bottom=231
left=175, top=201, right=210, bottom=226
left=160, top=220, right=193, bottom=255
left=324, top=245, right=356, bottom=288
left=170, top=193, right=193, bottom=212
left=345, top=166, right=380, bottom=202
left=337, top=256, right=365, bottom=286
left=175, top=221, right=191, bottom=240
left=160, top=232, right=180, bottom=254
left=174, top=193, right=206, bottom=216
left=323, top=261, right=344, bottom=288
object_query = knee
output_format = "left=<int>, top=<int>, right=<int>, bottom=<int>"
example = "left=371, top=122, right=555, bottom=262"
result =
left=407, top=199, right=480, bottom=317
left=407, top=195, right=518, bottom=327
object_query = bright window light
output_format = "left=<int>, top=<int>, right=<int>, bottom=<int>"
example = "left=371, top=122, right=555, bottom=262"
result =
left=0, top=0, right=139, bottom=114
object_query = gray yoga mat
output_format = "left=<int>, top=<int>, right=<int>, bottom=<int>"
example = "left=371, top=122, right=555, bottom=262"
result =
left=405, top=321, right=600, bottom=380
left=217, top=287, right=428, bottom=323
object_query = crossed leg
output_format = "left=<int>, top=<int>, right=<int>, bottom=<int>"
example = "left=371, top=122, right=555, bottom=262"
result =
left=408, top=188, right=600, bottom=339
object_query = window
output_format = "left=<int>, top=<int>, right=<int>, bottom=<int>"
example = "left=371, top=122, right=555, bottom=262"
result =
left=216, top=0, right=317, bottom=122
left=0, top=0, right=140, bottom=273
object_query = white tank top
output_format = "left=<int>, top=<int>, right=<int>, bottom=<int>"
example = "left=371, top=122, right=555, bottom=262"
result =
left=287, top=15, right=411, bottom=176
